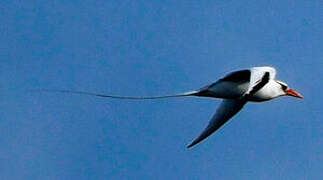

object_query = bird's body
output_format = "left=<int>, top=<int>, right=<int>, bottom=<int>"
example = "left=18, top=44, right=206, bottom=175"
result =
left=193, top=67, right=291, bottom=101
left=37, top=66, right=303, bottom=148
left=199, top=75, right=284, bottom=102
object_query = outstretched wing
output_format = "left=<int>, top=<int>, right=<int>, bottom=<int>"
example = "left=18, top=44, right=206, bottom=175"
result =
left=187, top=99, right=247, bottom=148
left=243, top=66, right=277, bottom=97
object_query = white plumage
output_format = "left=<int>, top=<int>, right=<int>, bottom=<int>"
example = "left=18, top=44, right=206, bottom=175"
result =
left=37, top=66, right=303, bottom=148
left=186, top=66, right=302, bottom=148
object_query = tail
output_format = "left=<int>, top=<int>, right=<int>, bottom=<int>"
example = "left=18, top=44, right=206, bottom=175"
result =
left=30, top=89, right=199, bottom=100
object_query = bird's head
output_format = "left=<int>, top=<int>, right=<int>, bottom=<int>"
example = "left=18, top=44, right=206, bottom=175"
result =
left=275, top=80, right=303, bottom=99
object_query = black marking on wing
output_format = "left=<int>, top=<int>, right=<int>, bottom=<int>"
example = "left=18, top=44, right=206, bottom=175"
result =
left=247, top=72, right=270, bottom=96
left=219, top=70, right=251, bottom=83
left=192, top=70, right=251, bottom=98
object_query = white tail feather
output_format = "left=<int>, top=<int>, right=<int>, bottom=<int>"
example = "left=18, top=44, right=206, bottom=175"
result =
left=31, top=89, right=199, bottom=100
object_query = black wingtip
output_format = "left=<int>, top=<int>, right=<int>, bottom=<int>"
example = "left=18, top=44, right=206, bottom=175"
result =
left=186, top=142, right=197, bottom=149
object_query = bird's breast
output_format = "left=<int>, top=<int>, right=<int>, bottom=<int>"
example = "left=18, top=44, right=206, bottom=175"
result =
left=247, top=81, right=282, bottom=102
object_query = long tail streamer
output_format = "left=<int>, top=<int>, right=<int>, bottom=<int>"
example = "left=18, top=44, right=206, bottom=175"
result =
left=32, top=89, right=198, bottom=100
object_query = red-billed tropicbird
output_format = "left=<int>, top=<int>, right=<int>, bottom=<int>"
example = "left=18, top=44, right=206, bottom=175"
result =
left=37, top=66, right=303, bottom=148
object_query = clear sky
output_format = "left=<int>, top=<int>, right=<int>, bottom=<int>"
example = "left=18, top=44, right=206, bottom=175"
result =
left=1, top=0, right=322, bottom=179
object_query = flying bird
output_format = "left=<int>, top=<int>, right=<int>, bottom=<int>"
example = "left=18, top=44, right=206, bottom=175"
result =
left=37, top=66, right=303, bottom=148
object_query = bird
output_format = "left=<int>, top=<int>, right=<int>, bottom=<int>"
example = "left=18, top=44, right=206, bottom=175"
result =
left=36, top=66, right=303, bottom=148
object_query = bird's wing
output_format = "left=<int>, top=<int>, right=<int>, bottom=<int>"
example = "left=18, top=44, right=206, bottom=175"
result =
left=187, top=99, right=247, bottom=148
left=243, top=66, right=277, bottom=97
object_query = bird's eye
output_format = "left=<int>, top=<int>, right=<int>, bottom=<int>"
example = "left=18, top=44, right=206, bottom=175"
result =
left=281, top=84, right=288, bottom=91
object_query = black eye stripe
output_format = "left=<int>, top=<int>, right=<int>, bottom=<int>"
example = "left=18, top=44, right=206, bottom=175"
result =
left=281, top=84, right=287, bottom=90
left=276, top=81, right=288, bottom=90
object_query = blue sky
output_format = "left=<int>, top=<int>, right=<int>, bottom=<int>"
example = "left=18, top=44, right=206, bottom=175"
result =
left=1, top=0, right=322, bottom=179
